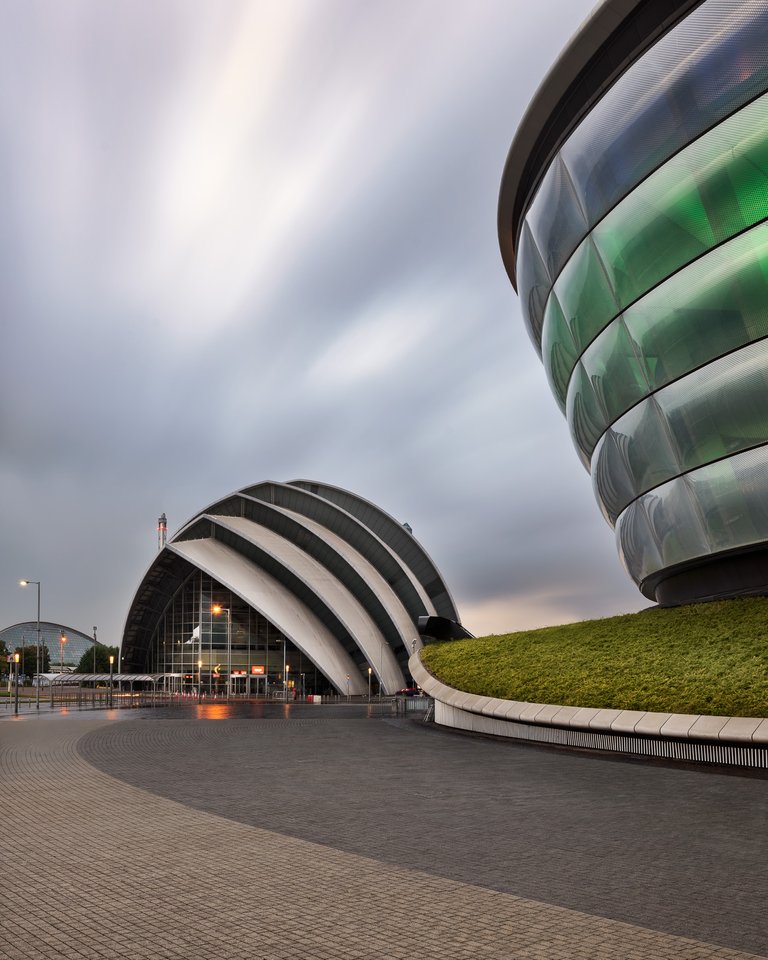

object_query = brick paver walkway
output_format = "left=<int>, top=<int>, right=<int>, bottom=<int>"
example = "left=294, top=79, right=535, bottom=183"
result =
left=1, top=708, right=766, bottom=959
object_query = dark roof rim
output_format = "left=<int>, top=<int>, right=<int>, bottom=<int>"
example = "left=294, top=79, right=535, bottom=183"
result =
left=498, top=0, right=704, bottom=289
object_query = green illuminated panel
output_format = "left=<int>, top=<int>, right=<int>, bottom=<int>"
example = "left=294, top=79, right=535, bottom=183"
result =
left=617, top=446, right=768, bottom=585
left=581, top=317, right=649, bottom=431
left=593, top=93, right=768, bottom=311
left=686, top=447, right=768, bottom=553
left=660, top=338, right=768, bottom=471
left=591, top=431, right=635, bottom=524
left=611, top=399, right=681, bottom=501
left=566, top=362, right=607, bottom=466
left=593, top=337, right=768, bottom=522
left=624, top=224, right=768, bottom=389
left=541, top=293, right=578, bottom=411
left=553, top=237, right=618, bottom=355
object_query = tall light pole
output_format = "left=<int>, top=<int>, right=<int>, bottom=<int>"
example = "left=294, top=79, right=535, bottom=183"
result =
left=14, top=653, right=19, bottom=715
left=282, top=639, right=287, bottom=702
left=211, top=605, right=231, bottom=700
left=59, top=632, right=66, bottom=675
left=197, top=659, right=203, bottom=702
left=92, top=626, right=97, bottom=675
left=285, top=663, right=290, bottom=703
left=19, top=580, right=41, bottom=709
left=109, top=655, right=114, bottom=707
left=368, top=666, right=372, bottom=702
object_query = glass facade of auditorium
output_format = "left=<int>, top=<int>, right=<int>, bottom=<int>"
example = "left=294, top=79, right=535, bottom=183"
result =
left=515, top=0, right=768, bottom=597
left=145, top=570, right=325, bottom=697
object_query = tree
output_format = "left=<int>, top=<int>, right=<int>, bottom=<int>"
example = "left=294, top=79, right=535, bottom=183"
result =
left=74, top=644, right=120, bottom=674
left=13, top=643, right=50, bottom=679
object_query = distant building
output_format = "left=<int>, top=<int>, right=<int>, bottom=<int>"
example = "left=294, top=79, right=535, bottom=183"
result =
left=499, top=0, right=768, bottom=605
left=122, top=480, right=463, bottom=695
left=0, top=622, right=99, bottom=672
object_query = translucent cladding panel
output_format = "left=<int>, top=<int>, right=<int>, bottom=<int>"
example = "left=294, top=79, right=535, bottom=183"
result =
left=591, top=431, right=635, bottom=525
left=592, top=93, right=768, bottom=310
left=615, top=499, right=663, bottom=585
left=624, top=224, right=768, bottom=389
left=541, top=293, right=578, bottom=411
left=580, top=317, right=649, bottom=428
left=685, top=445, right=768, bottom=553
left=554, top=236, right=618, bottom=355
left=561, top=0, right=768, bottom=225
left=566, top=361, right=607, bottom=466
left=639, top=477, right=710, bottom=571
left=515, top=221, right=550, bottom=352
left=611, top=398, right=681, bottom=502
left=659, top=338, right=768, bottom=472
left=524, top=154, right=588, bottom=280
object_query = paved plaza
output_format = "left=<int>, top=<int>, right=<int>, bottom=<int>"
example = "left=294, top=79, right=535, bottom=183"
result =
left=1, top=702, right=766, bottom=959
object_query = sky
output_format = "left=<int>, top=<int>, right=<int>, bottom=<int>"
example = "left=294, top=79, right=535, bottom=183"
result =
left=0, top=0, right=647, bottom=646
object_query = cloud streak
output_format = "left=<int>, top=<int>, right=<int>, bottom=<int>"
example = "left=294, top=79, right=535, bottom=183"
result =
left=0, top=0, right=645, bottom=645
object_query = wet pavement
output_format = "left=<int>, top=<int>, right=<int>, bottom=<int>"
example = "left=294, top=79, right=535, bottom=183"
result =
left=1, top=702, right=766, bottom=959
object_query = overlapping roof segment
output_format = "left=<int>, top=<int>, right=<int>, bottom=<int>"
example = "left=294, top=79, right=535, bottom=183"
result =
left=122, top=481, right=460, bottom=694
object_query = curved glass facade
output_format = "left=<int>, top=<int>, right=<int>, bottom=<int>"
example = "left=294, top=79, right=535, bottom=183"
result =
left=0, top=622, right=98, bottom=673
left=146, top=570, right=324, bottom=697
left=509, top=0, right=768, bottom=600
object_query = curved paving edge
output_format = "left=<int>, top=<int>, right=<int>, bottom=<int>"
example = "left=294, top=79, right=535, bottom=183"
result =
left=6, top=717, right=766, bottom=960
left=410, top=653, right=768, bottom=766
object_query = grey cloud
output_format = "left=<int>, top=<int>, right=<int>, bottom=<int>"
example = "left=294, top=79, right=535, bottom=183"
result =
left=0, top=0, right=646, bottom=645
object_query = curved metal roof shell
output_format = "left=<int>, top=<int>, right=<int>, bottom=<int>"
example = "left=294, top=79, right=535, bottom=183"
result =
left=122, top=481, right=461, bottom=695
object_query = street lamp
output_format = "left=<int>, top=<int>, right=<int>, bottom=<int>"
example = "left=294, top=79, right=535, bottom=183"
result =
left=14, top=653, right=20, bottom=715
left=92, top=626, right=97, bottom=675
left=109, top=655, right=114, bottom=708
left=19, top=579, right=41, bottom=710
left=285, top=663, right=290, bottom=703
left=368, top=666, right=372, bottom=702
left=197, top=659, right=203, bottom=702
left=211, top=605, right=231, bottom=699
left=59, top=632, right=67, bottom=676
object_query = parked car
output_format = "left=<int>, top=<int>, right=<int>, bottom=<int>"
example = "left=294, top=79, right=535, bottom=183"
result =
left=396, top=687, right=420, bottom=697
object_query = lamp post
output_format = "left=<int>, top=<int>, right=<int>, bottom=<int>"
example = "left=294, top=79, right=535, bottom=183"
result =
left=285, top=663, right=290, bottom=703
left=59, top=632, right=66, bottom=676
left=197, top=659, right=203, bottom=702
left=93, top=626, right=97, bottom=675
left=211, top=605, right=231, bottom=699
left=19, top=580, right=41, bottom=709
left=282, top=639, right=287, bottom=702
left=14, top=653, right=20, bottom=715
left=109, top=655, right=114, bottom=708
left=368, top=666, right=372, bottom=702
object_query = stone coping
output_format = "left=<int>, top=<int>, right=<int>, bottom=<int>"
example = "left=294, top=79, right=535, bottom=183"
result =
left=409, top=653, right=768, bottom=746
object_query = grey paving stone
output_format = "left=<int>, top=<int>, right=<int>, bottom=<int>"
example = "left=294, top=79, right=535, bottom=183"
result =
left=1, top=705, right=767, bottom=960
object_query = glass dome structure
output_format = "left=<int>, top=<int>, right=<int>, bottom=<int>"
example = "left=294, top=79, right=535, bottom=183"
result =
left=0, top=622, right=98, bottom=672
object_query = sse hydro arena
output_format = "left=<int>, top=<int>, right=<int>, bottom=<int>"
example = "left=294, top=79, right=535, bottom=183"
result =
left=499, top=0, right=768, bottom=605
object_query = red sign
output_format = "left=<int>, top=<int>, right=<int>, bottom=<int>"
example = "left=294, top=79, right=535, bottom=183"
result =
left=251, top=665, right=265, bottom=675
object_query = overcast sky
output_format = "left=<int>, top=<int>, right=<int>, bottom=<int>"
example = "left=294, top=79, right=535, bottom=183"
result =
left=0, top=0, right=646, bottom=646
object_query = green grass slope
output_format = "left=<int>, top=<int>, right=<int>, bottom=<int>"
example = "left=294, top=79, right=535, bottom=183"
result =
left=421, top=597, right=768, bottom=717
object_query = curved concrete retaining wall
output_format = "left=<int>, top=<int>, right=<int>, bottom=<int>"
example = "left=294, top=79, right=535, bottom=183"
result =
left=409, top=653, right=768, bottom=768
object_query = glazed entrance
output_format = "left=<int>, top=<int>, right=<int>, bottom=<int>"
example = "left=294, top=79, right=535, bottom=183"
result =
left=147, top=570, right=326, bottom=697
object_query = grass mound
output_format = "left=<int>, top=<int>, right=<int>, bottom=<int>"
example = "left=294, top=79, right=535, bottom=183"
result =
left=421, top=597, right=768, bottom=717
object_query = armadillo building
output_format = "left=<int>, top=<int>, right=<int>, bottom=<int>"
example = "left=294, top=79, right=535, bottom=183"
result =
left=121, top=481, right=462, bottom=696
left=499, top=0, right=768, bottom=605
